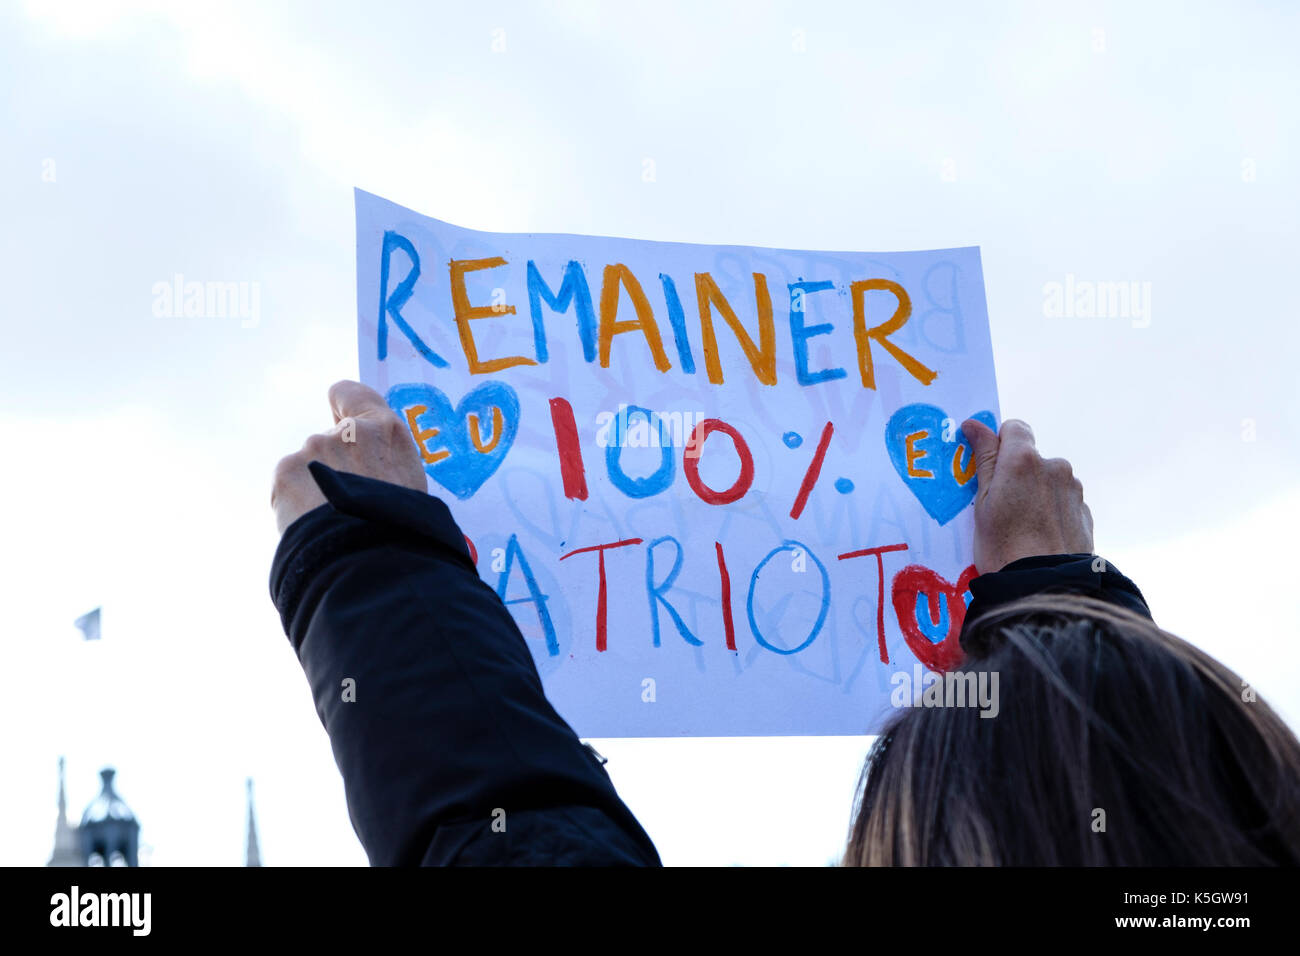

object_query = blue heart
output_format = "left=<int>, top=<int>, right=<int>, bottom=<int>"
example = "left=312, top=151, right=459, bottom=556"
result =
left=885, top=404, right=997, bottom=525
left=386, top=381, right=520, bottom=499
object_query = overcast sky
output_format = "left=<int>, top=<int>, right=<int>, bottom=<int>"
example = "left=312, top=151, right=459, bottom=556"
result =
left=2, top=0, right=1297, bottom=866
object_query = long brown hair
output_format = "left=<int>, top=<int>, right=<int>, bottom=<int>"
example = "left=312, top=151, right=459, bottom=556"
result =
left=844, top=594, right=1300, bottom=865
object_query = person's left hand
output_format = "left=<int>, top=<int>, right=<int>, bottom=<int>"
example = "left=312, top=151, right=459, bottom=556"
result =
left=271, top=380, right=428, bottom=533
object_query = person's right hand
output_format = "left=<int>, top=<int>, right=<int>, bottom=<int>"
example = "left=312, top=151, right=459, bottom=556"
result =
left=271, top=380, right=429, bottom=534
left=960, top=418, right=1094, bottom=575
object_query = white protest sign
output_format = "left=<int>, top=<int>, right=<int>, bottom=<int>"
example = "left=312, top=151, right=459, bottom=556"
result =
left=355, top=188, right=1000, bottom=736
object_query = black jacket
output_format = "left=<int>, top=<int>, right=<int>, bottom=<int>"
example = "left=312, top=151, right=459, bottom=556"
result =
left=270, top=463, right=1149, bottom=865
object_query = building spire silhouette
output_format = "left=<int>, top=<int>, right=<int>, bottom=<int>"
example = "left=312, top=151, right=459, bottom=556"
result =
left=81, top=767, right=140, bottom=866
left=47, top=757, right=81, bottom=867
left=245, top=778, right=261, bottom=867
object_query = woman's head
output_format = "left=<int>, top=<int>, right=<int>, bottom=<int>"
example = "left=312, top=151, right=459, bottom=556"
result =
left=844, top=594, right=1300, bottom=865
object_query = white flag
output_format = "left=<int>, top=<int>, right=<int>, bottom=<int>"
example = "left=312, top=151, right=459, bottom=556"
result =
left=74, top=608, right=101, bottom=641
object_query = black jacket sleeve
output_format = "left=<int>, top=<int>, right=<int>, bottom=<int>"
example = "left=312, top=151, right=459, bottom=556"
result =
left=960, top=552, right=1152, bottom=654
left=269, top=462, right=661, bottom=867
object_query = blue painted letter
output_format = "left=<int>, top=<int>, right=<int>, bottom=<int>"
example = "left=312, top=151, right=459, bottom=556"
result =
left=378, top=231, right=448, bottom=368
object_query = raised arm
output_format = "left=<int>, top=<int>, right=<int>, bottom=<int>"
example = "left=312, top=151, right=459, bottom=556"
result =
left=269, top=381, right=660, bottom=866
left=958, top=417, right=1151, bottom=650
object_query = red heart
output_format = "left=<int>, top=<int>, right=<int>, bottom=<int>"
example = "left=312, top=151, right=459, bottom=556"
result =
left=890, top=564, right=977, bottom=672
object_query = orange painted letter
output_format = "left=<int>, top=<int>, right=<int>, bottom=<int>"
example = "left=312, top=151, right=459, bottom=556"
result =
left=468, top=407, right=505, bottom=454
left=952, top=444, right=976, bottom=486
left=905, top=430, right=933, bottom=478
left=448, top=257, right=538, bottom=374
left=850, top=279, right=937, bottom=389
left=695, top=272, right=776, bottom=385
left=597, top=264, right=671, bottom=372
left=404, top=405, right=450, bottom=465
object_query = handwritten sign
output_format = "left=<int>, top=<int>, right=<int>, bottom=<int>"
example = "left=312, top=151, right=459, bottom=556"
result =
left=354, top=189, right=1000, bottom=736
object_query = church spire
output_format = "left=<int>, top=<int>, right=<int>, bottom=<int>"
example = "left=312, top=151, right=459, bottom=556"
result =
left=245, top=778, right=261, bottom=867
left=47, top=757, right=83, bottom=867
